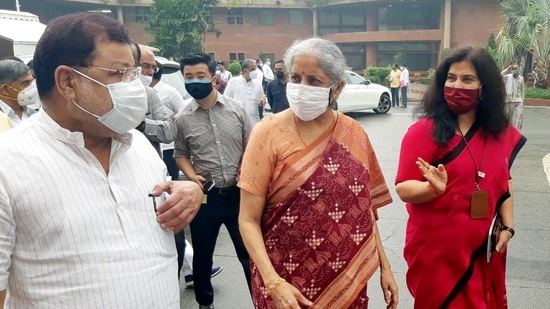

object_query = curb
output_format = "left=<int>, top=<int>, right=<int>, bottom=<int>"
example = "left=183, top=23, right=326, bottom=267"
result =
left=524, top=98, right=550, bottom=107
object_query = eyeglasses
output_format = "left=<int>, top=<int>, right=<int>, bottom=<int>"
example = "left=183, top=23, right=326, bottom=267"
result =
left=73, top=66, right=139, bottom=83
left=140, top=63, right=160, bottom=73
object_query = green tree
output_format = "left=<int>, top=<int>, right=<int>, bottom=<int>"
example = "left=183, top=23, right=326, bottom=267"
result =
left=145, top=0, right=221, bottom=59
left=496, top=0, right=550, bottom=87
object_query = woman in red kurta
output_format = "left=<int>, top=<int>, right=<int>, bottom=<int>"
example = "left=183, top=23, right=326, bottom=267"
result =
left=395, top=45, right=526, bottom=309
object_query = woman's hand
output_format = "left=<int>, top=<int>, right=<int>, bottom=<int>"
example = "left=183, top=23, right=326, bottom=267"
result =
left=416, top=157, right=447, bottom=194
left=380, top=267, right=399, bottom=309
left=495, top=229, right=514, bottom=253
left=271, top=281, right=313, bottom=309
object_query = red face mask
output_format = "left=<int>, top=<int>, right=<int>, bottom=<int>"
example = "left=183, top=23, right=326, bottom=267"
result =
left=444, top=85, right=479, bottom=114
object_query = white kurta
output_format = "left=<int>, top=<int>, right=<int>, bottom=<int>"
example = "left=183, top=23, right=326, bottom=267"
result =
left=224, top=75, right=264, bottom=125
left=0, top=109, right=179, bottom=308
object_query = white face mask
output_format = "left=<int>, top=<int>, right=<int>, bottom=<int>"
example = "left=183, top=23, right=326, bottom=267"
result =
left=139, top=74, right=153, bottom=87
left=287, top=83, right=332, bottom=121
left=249, top=69, right=259, bottom=80
left=71, top=69, right=148, bottom=134
left=266, top=61, right=271, bottom=66
left=17, top=80, right=39, bottom=106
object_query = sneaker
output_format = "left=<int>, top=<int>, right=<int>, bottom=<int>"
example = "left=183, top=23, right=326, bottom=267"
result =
left=185, top=266, right=224, bottom=288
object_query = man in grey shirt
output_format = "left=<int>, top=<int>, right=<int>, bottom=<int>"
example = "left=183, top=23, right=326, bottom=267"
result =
left=174, top=53, right=252, bottom=309
left=130, top=43, right=177, bottom=155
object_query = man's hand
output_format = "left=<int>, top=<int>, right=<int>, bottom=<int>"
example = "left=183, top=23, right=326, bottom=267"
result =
left=258, top=97, right=266, bottom=106
left=151, top=181, right=203, bottom=232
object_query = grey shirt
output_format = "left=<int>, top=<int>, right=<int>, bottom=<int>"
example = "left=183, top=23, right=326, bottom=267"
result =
left=142, top=87, right=177, bottom=155
left=174, top=92, right=252, bottom=188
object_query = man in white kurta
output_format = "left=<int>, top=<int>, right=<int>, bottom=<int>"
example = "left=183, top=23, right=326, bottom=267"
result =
left=0, top=13, right=203, bottom=309
left=0, top=111, right=179, bottom=308
left=224, top=59, right=265, bottom=125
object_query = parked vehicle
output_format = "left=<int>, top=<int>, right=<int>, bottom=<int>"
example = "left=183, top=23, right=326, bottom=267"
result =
left=0, top=10, right=46, bottom=59
left=155, top=56, right=191, bottom=100
left=338, top=70, right=392, bottom=114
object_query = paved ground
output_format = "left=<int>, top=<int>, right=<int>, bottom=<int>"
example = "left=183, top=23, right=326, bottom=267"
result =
left=179, top=105, right=550, bottom=308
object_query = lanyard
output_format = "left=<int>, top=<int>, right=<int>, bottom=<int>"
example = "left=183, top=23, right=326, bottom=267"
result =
left=458, top=128, right=487, bottom=190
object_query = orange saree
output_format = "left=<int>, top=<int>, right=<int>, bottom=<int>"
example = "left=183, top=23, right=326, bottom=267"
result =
left=239, top=113, right=392, bottom=308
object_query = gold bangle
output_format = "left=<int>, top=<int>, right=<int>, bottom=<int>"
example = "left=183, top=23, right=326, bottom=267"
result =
left=266, top=277, right=286, bottom=296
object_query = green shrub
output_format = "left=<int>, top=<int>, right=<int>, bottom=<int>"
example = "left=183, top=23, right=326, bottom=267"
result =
left=420, top=77, right=433, bottom=85
left=525, top=87, right=550, bottom=100
left=227, top=61, right=242, bottom=77
left=364, top=66, right=391, bottom=87
left=368, top=76, right=381, bottom=84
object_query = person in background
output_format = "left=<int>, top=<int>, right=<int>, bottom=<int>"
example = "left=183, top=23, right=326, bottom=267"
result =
left=262, top=58, right=274, bottom=84
left=265, top=59, right=289, bottom=114
left=0, top=13, right=204, bottom=308
left=216, top=60, right=231, bottom=83
left=238, top=37, right=398, bottom=309
left=395, top=45, right=526, bottom=308
left=389, top=64, right=401, bottom=108
left=175, top=52, right=252, bottom=309
left=255, top=59, right=266, bottom=120
left=501, top=64, right=524, bottom=129
left=399, top=64, right=410, bottom=108
left=214, top=71, right=228, bottom=94
left=0, top=59, right=38, bottom=124
left=130, top=43, right=177, bottom=156
left=150, top=60, right=187, bottom=180
left=225, top=59, right=265, bottom=125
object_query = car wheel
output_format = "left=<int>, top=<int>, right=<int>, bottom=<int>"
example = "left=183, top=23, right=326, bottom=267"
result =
left=373, top=93, right=391, bottom=114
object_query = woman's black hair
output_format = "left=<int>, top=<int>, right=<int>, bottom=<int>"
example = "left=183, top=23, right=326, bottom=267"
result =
left=414, top=45, right=509, bottom=146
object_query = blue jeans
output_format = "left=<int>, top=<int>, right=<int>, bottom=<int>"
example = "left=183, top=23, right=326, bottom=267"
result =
left=190, top=186, right=251, bottom=305
left=401, top=86, right=408, bottom=107
left=391, top=87, right=399, bottom=106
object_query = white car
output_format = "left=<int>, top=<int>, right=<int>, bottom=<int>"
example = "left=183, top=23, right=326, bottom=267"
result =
left=155, top=56, right=191, bottom=100
left=337, top=70, right=392, bottom=114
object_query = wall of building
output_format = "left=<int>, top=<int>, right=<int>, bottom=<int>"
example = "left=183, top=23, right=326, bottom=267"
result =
left=450, top=0, right=502, bottom=48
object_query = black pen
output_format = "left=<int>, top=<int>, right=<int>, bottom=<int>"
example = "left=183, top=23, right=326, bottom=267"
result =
left=148, top=193, right=157, bottom=212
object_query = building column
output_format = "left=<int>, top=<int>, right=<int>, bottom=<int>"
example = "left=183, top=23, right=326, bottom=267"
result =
left=117, top=6, right=124, bottom=24
left=443, top=0, right=451, bottom=49
left=312, top=8, right=318, bottom=37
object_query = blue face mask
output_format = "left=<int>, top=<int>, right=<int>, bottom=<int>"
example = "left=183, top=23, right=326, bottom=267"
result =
left=185, top=79, right=214, bottom=100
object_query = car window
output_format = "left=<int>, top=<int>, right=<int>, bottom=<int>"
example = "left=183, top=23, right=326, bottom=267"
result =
left=161, top=70, right=191, bottom=99
left=347, top=72, right=366, bottom=85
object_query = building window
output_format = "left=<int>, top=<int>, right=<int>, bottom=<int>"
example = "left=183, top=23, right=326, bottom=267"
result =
left=259, top=9, right=273, bottom=25
left=339, top=44, right=366, bottom=70
left=228, top=8, right=244, bottom=24
left=229, top=53, right=245, bottom=62
left=318, top=8, right=365, bottom=35
left=135, top=8, right=149, bottom=23
left=378, top=3, right=439, bottom=31
left=289, top=10, right=304, bottom=25
left=377, top=42, right=439, bottom=71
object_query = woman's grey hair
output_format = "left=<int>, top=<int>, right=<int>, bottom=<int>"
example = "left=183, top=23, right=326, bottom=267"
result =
left=0, top=59, right=30, bottom=84
left=283, top=38, right=347, bottom=84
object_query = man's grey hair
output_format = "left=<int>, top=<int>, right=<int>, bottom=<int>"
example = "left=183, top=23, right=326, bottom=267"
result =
left=283, top=38, right=347, bottom=84
left=0, top=59, right=30, bottom=84
left=242, top=59, right=256, bottom=71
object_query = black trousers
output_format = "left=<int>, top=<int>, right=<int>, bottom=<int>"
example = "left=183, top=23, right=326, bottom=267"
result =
left=175, top=230, right=186, bottom=279
left=190, top=186, right=251, bottom=305
left=162, top=149, right=180, bottom=181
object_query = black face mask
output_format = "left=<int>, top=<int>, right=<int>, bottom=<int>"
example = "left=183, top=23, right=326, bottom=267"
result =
left=184, top=79, right=213, bottom=100
left=276, top=71, right=285, bottom=80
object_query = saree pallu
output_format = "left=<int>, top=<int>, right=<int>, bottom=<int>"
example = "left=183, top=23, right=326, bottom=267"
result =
left=396, top=119, right=526, bottom=309
left=240, top=114, right=392, bottom=309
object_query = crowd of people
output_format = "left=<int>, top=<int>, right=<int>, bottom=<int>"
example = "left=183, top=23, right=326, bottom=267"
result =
left=0, top=12, right=527, bottom=309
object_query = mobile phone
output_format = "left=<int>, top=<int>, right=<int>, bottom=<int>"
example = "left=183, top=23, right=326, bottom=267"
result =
left=202, top=172, right=215, bottom=192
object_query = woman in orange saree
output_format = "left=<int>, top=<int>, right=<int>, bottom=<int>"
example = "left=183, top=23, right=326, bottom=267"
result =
left=238, top=38, right=398, bottom=309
